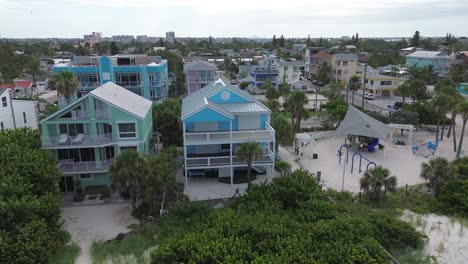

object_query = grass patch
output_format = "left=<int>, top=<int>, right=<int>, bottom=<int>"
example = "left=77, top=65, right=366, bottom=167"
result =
left=49, top=242, right=81, bottom=264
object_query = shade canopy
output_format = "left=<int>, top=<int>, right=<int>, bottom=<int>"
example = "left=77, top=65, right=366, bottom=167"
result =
left=334, top=105, right=392, bottom=140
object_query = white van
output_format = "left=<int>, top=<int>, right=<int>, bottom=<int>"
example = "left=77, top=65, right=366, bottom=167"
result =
left=364, top=93, right=375, bottom=100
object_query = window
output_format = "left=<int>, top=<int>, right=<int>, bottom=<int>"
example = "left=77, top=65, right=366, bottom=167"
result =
left=79, top=174, right=92, bottom=180
left=77, top=74, right=100, bottom=87
left=118, top=123, right=136, bottom=138
left=1, top=96, right=6, bottom=107
left=220, top=144, right=230, bottom=150
left=23, top=112, right=27, bottom=124
left=284, top=66, right=288, bottom=71
left=380, top=81, right=392, bottom=86
left=120, top=146, right=138, bottom=152
left=343, top=61, right=348, bottom=66
left=1, top=122, right=4, bottom=130
left=115, top=73, right=142, bottom=87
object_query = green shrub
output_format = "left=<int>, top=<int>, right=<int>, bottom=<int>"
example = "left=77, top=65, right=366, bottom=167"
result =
left=437, top=179, right=468, bottom=216
left=367, top=213, right=424, bottom=251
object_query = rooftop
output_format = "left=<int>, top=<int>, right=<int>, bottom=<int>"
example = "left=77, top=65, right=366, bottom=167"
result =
left=334, top=53, right=359, bottom=61
left=310, top=51, right=332, bottom=59
left=181, top=79, right=270, bottom=120
left=406, top=51, right=449, bottom=58
left=183, top=60, right=218, bottom=71
left=0, top=80, right=33, bottom=89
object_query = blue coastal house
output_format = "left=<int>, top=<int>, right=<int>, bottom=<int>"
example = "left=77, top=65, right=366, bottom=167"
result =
left=406, top=51, right=452, bottom=77
left=53, top=54, right=169, bottom=106
left=181, top=79, right=275, bottom=186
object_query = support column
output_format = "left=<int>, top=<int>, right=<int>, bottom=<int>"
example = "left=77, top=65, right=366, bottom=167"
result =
left=230, top=120, right=233, bottom=185
left=183, top=122, right=188, bottom=192
left=409, top=128, right=413, bottom=146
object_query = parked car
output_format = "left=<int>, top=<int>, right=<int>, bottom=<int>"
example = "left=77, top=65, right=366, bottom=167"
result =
left=230, top=80, right=238, bottom=85
left=364, top=93, right=375, bottom=100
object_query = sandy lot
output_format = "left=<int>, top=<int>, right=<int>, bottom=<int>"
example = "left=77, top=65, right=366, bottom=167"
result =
left=401, top=210, right=468, bottom=264
left=62, top=203, right=139, bottom=264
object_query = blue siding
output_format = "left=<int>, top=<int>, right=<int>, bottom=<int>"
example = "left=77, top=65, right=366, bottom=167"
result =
left=232, top=116, right=239, bottom=130
left=218, top=121, right=230, bottom=131
left=209, top=89, right=250, bottom=103
left=99, top=56, right=113, bottom=83
left=184, top=108, right=232, bottom=123
left=260, top=114, right=267, bottom=129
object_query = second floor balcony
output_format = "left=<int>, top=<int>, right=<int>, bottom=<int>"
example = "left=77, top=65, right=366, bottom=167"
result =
left=43, top=133, right=114, bottom=149
left=184, top=122, right=275, bottom=145
left=58, top=158, right=113, bottom=174
left=187, top=77, right=215, bottom=83
left=185, top=146, right=274, bottom=168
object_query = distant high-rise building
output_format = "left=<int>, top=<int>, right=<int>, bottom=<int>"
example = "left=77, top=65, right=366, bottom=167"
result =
left=165, top=31, right=175, bottom=44
left=136, top=35, right=148, bottom=43
left=111, top=35, right=135, bottom=44
left=83, top=32, right=102, bottom=44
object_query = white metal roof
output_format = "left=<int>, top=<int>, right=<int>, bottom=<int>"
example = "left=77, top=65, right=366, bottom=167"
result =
left=183, top=60, right=217, bottom=71
left=406, top=51, right=448, bottom=58
left=91, top=82, right=152, bottom=119
left=181, top=78, right=270, bottom=120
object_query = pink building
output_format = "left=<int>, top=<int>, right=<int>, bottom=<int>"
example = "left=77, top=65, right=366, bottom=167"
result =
left=184, top=60, right=217, bottom=96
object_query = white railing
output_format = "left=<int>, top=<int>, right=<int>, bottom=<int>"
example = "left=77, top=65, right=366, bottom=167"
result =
left=79, top=82, right=100, bottom=88
left=43, top=133, right=113, bottom=148
left=58, top=158, right=114, bottom=173
left=185, top=146, right=274, bottom=168
left=116, top=81, right=142, bottom=87
left=187, top=77, right=215, bottom=83
left=184, top=122, right=275, bottom=143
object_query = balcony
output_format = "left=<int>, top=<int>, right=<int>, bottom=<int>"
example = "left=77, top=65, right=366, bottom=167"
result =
left=58, top=109, right=111, bottom=121
left=58, top=158, right=113, bottom=174
left=42, top=133, right=114, bottom=149
left=95, top=110, right=111, bottom=119
left=116, top=81, right=142, bottom=88
left=187, top=77, right=215, bottom=83
left=184, top=123, right=275, bottom=144
left=79, top=82, right=100, bottom=88
left=185, top=147, right=275, bottom=168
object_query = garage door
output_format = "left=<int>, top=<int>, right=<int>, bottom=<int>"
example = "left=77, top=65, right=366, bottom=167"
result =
left=238, top=115, right=261, bottom=130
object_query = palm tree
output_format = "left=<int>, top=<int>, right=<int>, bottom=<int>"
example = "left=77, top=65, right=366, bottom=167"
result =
left=265, top=99, right=281, bottom=112
left=456, top=101, right=468, bottom=158
left=360, top=166, right=397, bottom=200
left=284, top=91, right=308, bottom=131
left=432, top=93, right=451, bottom=141
left=25, top=59, right=42, bottom=97
left=235, top=142, right=263, bottom=184
left=348, top=75, right=360, bottom=105
left=275, top=160, right=291, bottom=176
left=396, top=81, right=411, bottom=104
left=52, top=71, right=79, bottom=104
left=271, top=113, right=294, bottom=152
left=316, top=61, right=332, bottom=89
left=447, top=93, right=464, bottom=152
left=420, top=157, right=455, bottom=196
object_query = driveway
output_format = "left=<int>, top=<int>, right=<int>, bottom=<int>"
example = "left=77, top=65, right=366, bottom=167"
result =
left=62, top=203, right=139, bottom=264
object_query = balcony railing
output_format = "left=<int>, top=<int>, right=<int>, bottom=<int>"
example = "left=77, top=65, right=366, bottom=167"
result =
left=185, top=147, right=274, bottom=168
left=116, top=81, right=142, bottom=88
left=42, top=133, right=113, bottom=148
left=58, top=158, right=113, bottom=174
left=79, top=82, right=100, bottom=88
left=187, top=77, right=215, bottom=83
left=184, top=123, right=275, bottom=144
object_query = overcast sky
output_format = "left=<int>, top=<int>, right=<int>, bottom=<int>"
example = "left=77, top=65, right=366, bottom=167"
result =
left=1, top=0, right=467, bottom=38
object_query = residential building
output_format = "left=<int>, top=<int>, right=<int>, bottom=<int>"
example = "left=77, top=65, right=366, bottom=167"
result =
left=307, top=51, right=332, bottom=79
left=40, top=82, right=153, bottom=193
left=181, top=79, right=275, bottom=186
left=357, top=65, right=401, bottom=96
left=406, top=51, right=452, bottom=77
left=0, top=80, right=33, bottom=98
left=289, top=80, right=313, bottom=92
left=247, top=54, right=279, bottom=93
left=136, top=35, right=148, bottom=43
left=166, top=31, right=175, bottom=44
left=111, top=35, right=134, bottom=44
left=291, top=44, right=306, bottom=55
left=83, top=32, right=102, bottom=44
left=304, top=47, right=328, bottom=78
left=0, top=88, right=38, bottom=130
left=53, top=54, right=169, bottom=106
left=456, top=51, right=468, bottom=64
left=331, top=53, right=359, bottom=85
left=277, top=60, right=304, bottom=84
left=184, top=60, right=218, bottom=96
left=400, top=47, right=424, bottom=56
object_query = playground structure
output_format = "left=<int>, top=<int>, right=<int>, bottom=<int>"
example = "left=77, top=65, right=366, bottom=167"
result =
left=412, top=138, right=439, bottom=156
left=293, top=133, right=313, bottom=156
left=339, top=144, right=377, bottom=174
left=388, top=123, right=415, bottom=145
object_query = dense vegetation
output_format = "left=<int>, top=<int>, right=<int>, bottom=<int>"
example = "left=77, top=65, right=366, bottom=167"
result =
left=0, top=129, right=69, bottom=264
left=150, top=170, right=423, bottom=263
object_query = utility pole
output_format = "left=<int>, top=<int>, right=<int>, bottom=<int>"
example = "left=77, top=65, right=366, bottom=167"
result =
left=346, top=82, right=349, bottom=104
left=362, top=63, right=367, bottom=109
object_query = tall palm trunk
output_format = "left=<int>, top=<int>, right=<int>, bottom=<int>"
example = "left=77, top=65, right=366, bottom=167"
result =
left=447, top=113, right=456, bottom=138
left=452, top=120, right=457, bottom=153
left=31, top=73, right=36, bottom=98
left=457, top=119, right=467, bottom=158
left=352, top=90, right=355, bottom=105
left=440, top=123, right=445, bottom=141
left=247, top=163, right=252, bottom=184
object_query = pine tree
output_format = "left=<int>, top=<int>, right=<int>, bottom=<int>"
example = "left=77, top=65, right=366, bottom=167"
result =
left=319, top=37, right=323, bottom=46
left=272, top=35, right=277, bottom=47
left=280, top=35, right=285, bottom=47
left=306, top=35, right=311, bottom=47
left=355, top=33, right=359, bottom=44
left=411, top=31, right=420, bottom=47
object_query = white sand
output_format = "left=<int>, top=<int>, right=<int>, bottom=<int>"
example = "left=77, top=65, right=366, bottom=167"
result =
left=62, top=203, right=139, bottom=264
left=401, top=210, right=468, bottom=264
left=284, top=126, right=466, bottom=193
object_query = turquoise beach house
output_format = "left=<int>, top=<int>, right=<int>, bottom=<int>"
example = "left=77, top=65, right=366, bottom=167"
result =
left=181, top=79, right=276, bottom=187
left=40, top=82, right=153, bottom=193
left=406, top=51, right=452, bottom=77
